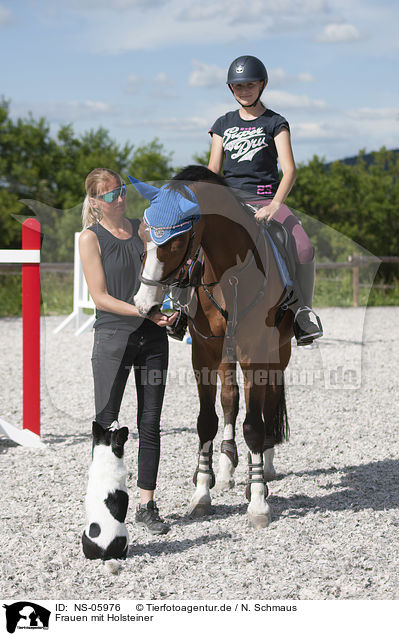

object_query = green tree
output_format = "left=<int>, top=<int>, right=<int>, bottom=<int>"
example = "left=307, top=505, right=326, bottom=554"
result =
left=0, top=100, right=177, bottom=260
left=0, top=98, right=59, bottom=249
left=287, top=148, right=399, bottom=278
left=191, top=148, right=211, bottom=166
left=128, top=138, right=174, bottom=182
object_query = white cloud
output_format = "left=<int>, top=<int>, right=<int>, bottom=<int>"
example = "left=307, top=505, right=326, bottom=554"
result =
left=293, top=121, right=347, bottom=141
left=121, top=116, right=208, bottom=133
left=124, top=74, right=143, bottom=94
left=266, top=90, right=327, bottom=110
left=315, top=23, right=362, bottom=43
left=150, top=73, right=177, bottom=99
left=81, top=0, right=333, bottom=53
left=347, top=107, right=399, bottom=120
left=10, top=100, right=118, bottom=123
left=297, top=72, right=314, bottom=83
left=292, top=114, right=399, bottom=158
left=188, top=63, right=317, bottom=91
left=153, top=72, right=173, bottom=85
left=179, top=3, right=223, bottom=21
left=67, top=100, right=115, bottom=115
left=0, top=5, right=12, bottom=25
left=269, top=67, right=315, bottom=87
left=67, top=0, right=165, bottom=10
left=123, top=72, right=177, bottom=97
left=189, top=61, right=225, bottom=88
left=178, top=0, right=329, bottom=25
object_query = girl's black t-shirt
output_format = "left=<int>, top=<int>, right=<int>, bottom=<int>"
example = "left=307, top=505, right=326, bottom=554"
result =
left=209, top=108, right=289, bottom=199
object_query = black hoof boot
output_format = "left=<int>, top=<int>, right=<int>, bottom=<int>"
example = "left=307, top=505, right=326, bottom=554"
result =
left=193, top=443, right=215, bottom=489
left=245, top=452, right=268, bottom=502
left=220, top=439, right=239, bottom=468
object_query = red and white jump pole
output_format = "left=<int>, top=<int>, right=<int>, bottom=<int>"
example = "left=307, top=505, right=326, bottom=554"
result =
left=0, top=218, right=44, bottom=448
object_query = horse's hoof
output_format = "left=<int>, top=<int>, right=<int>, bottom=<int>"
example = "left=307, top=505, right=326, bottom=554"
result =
left=215, top=478, right=235, bottom=492
left=247, top=511, right=271, bottom=529
left=187, top=497, right=212, bottom=518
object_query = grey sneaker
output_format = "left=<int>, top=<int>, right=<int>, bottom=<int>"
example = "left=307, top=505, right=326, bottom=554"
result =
left=135, top=501, right=170, bottom=535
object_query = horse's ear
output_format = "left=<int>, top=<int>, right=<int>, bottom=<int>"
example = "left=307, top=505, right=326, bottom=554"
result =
left=179, top=196, right=200, bottom=216
left=128, top=176, right=159, bottom=201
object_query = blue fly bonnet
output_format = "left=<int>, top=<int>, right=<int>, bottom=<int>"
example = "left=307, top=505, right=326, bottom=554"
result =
left=128, top=176, right=201, bottom=245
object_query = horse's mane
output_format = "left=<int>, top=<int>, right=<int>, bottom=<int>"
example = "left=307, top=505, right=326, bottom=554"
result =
left=167, top=165, right=250, bottom=217
left=171, top=164, right=228, bottom=187
left=167, top=165, right=265, bottom=277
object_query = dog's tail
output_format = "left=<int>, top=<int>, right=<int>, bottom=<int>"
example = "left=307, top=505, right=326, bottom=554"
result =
left=104, top=559, right=122, bottom=575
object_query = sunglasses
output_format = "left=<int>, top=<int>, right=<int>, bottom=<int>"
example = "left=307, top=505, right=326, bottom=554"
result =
left=96, top=184, right=127, bottom=203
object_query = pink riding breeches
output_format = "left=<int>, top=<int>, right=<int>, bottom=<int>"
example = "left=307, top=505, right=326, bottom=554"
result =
left=248, top=200, right=314, bottom=265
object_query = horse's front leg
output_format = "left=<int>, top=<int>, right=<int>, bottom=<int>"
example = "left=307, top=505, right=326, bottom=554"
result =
left=188, top=354, right=219, bottom=517
left=216, top=362, right=239, bottom=491
left=242, top=365, right=271, bottom=529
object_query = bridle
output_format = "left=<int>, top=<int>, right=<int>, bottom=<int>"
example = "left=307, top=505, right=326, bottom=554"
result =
left=139, top=221, right=199, bottom=290
left=139, top=213, right=269, bottom=362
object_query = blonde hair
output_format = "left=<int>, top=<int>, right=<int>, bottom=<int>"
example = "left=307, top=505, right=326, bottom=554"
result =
left=82, top=168, right=123, bottom=229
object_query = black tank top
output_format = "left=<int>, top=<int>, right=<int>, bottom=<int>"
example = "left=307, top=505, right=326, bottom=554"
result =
left=88, top=219, right=160, bottom=334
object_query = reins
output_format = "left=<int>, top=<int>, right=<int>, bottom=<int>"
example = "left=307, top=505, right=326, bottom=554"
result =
left=188, top=226, right=268, bottom=361
left=139, top=207, right=270, bottom=362
left=166, top=220, right=269, bottom=361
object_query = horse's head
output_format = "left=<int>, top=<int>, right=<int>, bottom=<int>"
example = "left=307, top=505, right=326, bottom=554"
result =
left=129, top=176, right=201, bottom=316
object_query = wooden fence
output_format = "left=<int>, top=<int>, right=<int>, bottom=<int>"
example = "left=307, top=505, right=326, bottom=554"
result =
left=317, top=256, right=399, bottom=307
left=1, top=256, right=398, bottom=308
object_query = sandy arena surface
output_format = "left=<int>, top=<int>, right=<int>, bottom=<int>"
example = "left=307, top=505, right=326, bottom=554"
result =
left=0, top=307, right=398, bottom=600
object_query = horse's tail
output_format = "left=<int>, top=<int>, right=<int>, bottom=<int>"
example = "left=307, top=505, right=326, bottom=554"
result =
left=265, top=373, right=289, bottom=445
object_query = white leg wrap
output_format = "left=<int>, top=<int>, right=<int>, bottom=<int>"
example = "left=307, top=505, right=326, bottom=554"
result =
left=263, top=447, right=277, bottom=482
left=223, top=424, right=234, bottom=440
left=216, top=425, right=237, bottom=491
left=216, top=452, right=235, bottom=490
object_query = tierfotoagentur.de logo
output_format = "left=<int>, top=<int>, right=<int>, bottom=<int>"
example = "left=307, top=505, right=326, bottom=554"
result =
left=2, top=602, right=51, bottom=633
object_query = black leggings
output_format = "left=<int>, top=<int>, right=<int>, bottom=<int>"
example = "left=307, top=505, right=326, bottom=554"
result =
left=91, top=324, right=169, bottom=491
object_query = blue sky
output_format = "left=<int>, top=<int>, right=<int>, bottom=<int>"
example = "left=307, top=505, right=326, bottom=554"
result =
left=1, top=0, right=398, bottom=167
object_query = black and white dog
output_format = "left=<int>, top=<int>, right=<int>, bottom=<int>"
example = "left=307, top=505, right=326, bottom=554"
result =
left=82, top=421, right=129, bottom=574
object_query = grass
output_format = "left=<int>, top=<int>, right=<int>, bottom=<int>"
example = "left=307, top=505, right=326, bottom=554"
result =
left=0, top=270, right=398, bottom=318
left=314, top=270, right=399, bottom=307
left=0, top=272, right=73, bottom=317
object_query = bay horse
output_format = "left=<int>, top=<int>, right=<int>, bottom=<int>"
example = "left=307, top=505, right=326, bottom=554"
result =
left=130, top=166, right=293, bottom=528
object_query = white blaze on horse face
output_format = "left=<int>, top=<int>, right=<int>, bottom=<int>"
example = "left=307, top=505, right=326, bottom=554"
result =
left=133, top=238, right=165, bottom=315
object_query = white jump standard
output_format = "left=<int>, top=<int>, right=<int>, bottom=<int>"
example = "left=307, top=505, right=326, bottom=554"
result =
left=0, top=218, right=44, bottom=448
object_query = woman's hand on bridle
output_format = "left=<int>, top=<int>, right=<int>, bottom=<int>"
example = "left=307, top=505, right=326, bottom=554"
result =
left=149, top=311, right=179, bottom=327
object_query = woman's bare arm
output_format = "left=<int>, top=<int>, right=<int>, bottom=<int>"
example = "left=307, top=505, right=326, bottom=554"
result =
left=78, top=230, right=177, bottom=327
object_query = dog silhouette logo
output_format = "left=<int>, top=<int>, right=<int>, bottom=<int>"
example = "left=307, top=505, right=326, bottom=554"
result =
left=3, top=602, right=50, bottom=633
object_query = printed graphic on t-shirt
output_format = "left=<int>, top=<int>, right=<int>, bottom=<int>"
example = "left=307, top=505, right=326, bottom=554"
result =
left=223, top=126, right=268, bottom=162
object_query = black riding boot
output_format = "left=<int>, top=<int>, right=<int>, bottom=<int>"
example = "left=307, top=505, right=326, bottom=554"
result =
left=293, top=258, right=323, bottom=346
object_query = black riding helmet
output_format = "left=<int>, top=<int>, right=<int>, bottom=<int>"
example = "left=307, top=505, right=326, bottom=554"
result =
left=227, top=55, right=268, bottom=107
